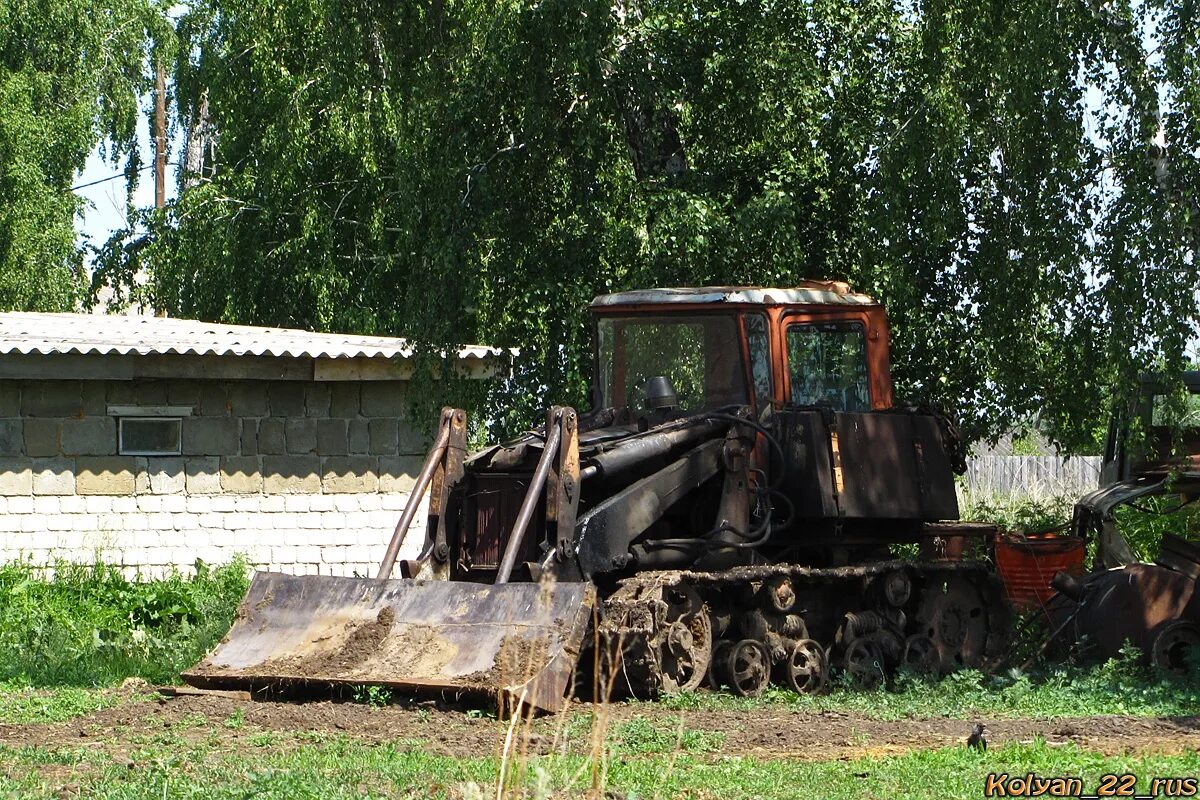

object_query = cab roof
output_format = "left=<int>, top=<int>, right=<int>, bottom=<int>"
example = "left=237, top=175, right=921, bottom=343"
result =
left=590, top=282, right=878, bottom=308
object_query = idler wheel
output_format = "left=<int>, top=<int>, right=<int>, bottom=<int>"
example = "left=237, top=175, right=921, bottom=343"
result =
left=844, top=635, right=887, bottom=689
left=915, top=576, right=994, bottom=669
left=783, top=638, right=828, bottom=695
left=1151, top=621, right=1200, bottom=677
left=902, top=634, right=940, bottom=674
left=657, top=587, right=713, bottom=694
left=720, top=639, right=772, bottom=697
left=935, top=601, right=969, bottom=648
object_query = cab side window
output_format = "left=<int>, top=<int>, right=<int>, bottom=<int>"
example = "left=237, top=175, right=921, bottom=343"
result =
left=786, top=322, right=870, bottom=411
left=744, top=313, right=772, bottom=409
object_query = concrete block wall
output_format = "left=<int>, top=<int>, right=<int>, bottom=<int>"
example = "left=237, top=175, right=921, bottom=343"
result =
left=0, top=378, right=433, bottom=576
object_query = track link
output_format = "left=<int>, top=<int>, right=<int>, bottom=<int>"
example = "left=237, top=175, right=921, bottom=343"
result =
left=597, top=560, right=1011, bottom=697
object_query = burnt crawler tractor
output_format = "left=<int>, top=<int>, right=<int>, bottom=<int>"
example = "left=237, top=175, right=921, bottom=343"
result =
left=185, top=283, right=1011, bottom=711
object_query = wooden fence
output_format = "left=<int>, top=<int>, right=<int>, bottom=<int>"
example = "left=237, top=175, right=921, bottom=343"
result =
left=962, top=455, right=1102, bottom=498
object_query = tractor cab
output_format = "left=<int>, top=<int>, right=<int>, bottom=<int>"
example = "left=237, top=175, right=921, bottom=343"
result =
left=585, top=284, right=956, bottom=528
left=588, top=283, right=895, bottom=420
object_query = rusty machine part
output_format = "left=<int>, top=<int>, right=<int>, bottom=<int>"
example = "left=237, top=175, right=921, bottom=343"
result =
left=1151, top=620, right=1200, bottom=676
left=1057, top=371, right=1200, bottom=669
left=913, top=575, right=1002, bottom=672
left=187, top=285, right=1015, bottom=711
left=1044, top=562, right=1200, bottom=665
left=183, top=573, right=596, bottom=712
left=597, top=560, right=1007, bottom=698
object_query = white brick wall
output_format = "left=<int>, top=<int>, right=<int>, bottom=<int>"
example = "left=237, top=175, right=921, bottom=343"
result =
left=0, top=490, right=430, bottom=578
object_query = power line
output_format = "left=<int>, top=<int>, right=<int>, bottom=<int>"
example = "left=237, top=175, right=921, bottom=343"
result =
left=69, top=164, right=156, bottom=191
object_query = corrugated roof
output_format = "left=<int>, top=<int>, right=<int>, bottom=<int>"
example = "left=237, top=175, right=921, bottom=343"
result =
left=0, top=313, right=502, bottom=361
left=591, top=283, right=877, bottom=308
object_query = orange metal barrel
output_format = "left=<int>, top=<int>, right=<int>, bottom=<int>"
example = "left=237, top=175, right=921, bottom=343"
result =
left=995, top=533, right=1086, bottom=610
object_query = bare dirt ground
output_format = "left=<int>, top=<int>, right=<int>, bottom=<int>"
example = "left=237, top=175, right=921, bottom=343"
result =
left=2, top=690, right=1199, bottom=762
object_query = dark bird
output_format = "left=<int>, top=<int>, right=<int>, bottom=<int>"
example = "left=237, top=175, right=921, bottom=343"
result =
left=967, top=722, right=988, bottom=751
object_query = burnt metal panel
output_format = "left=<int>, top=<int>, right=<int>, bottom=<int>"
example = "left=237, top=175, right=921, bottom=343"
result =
left=835, top=412, right=958, bottom=520
left=1159, top=534, right=1200, bottom=581
left=775, top=410, right=837, bottom=519
left=779, top=411, right=958, bottom=521
left=836, top=413, right=921, bottom=518
left=910, top=414, right=960, bottom=519
left=460, top=473, right=538, bottom=569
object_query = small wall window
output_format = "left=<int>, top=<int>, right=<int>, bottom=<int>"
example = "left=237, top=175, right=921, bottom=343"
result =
left=109, top=405, right=191, bottom=456
left=119, top=418, right=182, bottom=456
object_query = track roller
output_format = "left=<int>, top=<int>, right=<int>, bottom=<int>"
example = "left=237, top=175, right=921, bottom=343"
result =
left=781, top=638, right=828, bottom=695
left=716, top=639, right=772, bottom=697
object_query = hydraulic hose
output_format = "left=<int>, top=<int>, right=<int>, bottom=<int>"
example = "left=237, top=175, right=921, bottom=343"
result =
left=699, top=411, right=788, bottom=489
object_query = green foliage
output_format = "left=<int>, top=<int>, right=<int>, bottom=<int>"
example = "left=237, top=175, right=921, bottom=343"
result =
left=0, top=557, right=248, bottom=687
left=609, top=716, right=724, bottom=755
left=960, top=492, right=1074, bottom=534
left=0, top=0, right=167, bottom=309
left=351, top=685, right=393, bottom=708
left=0, top=683, right=141, bottom=723
left=1009, top=432, right=1045, bottom=457
left=1113, top=491, right=1200, bottom=562
left=963, top=488, right=1200, bottom=562
left=0, top=730, right=1197, bottom=799
left=93, top=0, right=1196, bottom=448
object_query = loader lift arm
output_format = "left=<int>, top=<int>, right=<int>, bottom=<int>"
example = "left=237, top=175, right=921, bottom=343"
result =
left=379, top=406, right=467, bottom=581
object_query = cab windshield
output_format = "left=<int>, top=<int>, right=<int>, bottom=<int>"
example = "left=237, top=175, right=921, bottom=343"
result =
left=595, top=314, right=748, bottom=412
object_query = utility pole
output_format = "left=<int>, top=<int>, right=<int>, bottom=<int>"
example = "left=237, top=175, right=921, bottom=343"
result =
left=152, top=58, right=167, bottom=316
left=154, top=59, right=166, bottom=209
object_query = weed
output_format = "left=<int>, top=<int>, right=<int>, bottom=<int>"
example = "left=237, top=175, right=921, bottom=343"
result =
left=0, top=736, right=1196, bottom=799
left=0, top=557, right=248, bottom=688
left=223, top=709, right=246, bottom=730
left=1112, top=492, right=1200, bottom=562
left=960, top=492, right=1073, bottom=534
left=962, top=489, right=1200, bottom=564
left=351, top=685, right=393, bottom=707
left=0, top=682, right=139, bottom=723
left=175, top=712, right=209, bottom=729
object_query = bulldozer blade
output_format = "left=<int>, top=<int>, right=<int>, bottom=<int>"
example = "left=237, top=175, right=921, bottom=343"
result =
left=182, top=572, right=595, bottom=713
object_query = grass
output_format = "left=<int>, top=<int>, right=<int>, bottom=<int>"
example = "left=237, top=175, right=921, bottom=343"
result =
left=1, top=555, right=1199, bottom=798
left=959, top=492, right=1075, bottom=535
left=0, top=733, right=1197, bottom=799
left=657, top=652, right=1200, bottom=720
left=0, top=557, right=248, bottom=688
left=0, top=682, right=147, bottom=724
